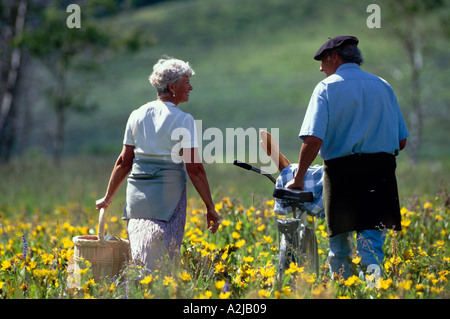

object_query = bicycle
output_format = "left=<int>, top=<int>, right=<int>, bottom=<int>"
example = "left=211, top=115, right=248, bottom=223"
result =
left=233, top=159, right=319, bottom=280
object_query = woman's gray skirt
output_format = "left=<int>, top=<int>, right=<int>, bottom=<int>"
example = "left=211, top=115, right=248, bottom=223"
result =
left=127, top=186, right=187, bottom=272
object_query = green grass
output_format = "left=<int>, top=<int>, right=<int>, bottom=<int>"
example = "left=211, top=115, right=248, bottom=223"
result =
left=1, top=154, right=448, bottom=219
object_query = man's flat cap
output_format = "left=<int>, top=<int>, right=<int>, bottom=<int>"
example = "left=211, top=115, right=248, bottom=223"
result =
left=313, top=35, right=359, bottom=60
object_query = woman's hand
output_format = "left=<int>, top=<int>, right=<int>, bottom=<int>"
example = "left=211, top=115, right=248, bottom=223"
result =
left=206, top=208, right=220, bottom=234
left=95, top=196, right=111, bottom=211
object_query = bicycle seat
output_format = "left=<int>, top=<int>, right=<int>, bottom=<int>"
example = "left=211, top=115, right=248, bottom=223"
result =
left=273, top=188, right=313, bottom=203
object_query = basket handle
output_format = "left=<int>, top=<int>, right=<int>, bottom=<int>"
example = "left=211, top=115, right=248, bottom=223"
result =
left=98, top=207, right=106, bottom=241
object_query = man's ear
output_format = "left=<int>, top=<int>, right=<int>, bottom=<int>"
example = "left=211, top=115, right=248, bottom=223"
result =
left=331, top=50, right=339, bottom=61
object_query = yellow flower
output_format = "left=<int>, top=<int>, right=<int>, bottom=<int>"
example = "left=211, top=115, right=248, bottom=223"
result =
left=282, top=286, right=291, bottom=296
left=221, top=251, right=228, bottom=260
left=61, top=237, right=73, bottom=249
left=204, top=290, right=213, bottom=299
left=398, top=280, right=412, bottom=290
left=352, top=256, right=361, bottom=265
left=163, top=276, right=175, bottom=286
left=215, top=203, right=223, bottom=211
left=219, top=291, right=231, bottom=299
left=179, top=271, right=192, bottom=282
left=198, top=290, right=212, bottom=299
left=423, top=202, right=433, bottom=209
left=260, top=265, right=276, bottom=278
left=343, top=275, right=361, bottom=287
left=214, top=261, right=226, bottom=273
left=215, top=280, right=225, bottom=290
left=257, top=224, right=266, bottom=231
left=401, top=218, right=411, bottom=228
left=259, top=251, right=269, bottom=258
left=438, top=270, right=449, bottom=282
left=1, top=260, right=11, bottom=271
left=435, top=240, right=444, bottom=246
left=379, top=278, right=393, bottom=290
left=140, top=275, right=154, bottom=285
left=402, top=249, right=414, bottom=261
left=285, top=262, right=304, bottom=275
left=232, top=231, right=240, bottom=239
left=258, top=289, right=271, bottom=298
left=262, top=235, right=273, bottom=244
left=243, top=256, right=254, bottom=263
left=302, top=272, right=317, bottom=284
left=265, top=200, right=274, bottom=206
left=41, top=253, right=54, bottom=265
left=110, top=216, right=118, bottom=223
left=83, top=278, right=96, bottom=292
left=235, top=239, right=245, bottom=248
left=26, top=260, right=37, bottom=272
left=390, top=256, right=402, bottom=265
left=221, top=220, right=231, bottom=227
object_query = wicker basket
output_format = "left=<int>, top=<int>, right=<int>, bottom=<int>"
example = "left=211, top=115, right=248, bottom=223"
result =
left=70, top=208, right=130, bottom=284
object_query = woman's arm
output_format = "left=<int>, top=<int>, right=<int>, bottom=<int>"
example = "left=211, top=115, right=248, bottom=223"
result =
left=96, top=144, right=135, bottom=210
left=183, top=147, right=220, bottom=233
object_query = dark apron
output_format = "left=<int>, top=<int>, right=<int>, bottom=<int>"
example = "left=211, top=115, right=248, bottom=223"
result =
left=323, top=152, right=402, bottom=237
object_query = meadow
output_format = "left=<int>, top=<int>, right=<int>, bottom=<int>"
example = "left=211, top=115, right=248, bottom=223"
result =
left=0, top=155, right=448, bottom=299
left=1, top=0, right=448, bottom=301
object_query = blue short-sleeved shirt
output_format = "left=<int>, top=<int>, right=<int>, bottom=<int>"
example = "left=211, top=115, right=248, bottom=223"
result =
left=299, top=63, right=409, bottom=161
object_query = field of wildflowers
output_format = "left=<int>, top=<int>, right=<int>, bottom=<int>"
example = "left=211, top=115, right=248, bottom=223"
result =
left=1, top=184, right=448, bottom=299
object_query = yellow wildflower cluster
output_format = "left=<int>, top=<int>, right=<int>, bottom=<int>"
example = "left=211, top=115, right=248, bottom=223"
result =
left=0, top=193, right=449, bottom=299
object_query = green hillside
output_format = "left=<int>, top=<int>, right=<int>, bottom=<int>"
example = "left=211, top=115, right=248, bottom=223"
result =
left=49, top=0, right=442, bottom=158
left=21, top=0, right=448, bottom=167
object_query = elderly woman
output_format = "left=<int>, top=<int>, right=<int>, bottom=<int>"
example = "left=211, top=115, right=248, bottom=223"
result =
left=96, top=57, right=220, bottom=272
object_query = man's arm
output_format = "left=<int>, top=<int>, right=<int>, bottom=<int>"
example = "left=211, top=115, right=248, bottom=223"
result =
left=399, top=138, right=407, bottom=151
left=285, top=136, right=322, bottom=190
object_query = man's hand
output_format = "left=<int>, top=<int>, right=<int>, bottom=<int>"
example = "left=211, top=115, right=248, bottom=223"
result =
left=285, top=177, right=304, bottom=190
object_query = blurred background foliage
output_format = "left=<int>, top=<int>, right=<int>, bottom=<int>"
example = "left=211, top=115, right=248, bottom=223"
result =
left=0, top=0, right=449, bottom=208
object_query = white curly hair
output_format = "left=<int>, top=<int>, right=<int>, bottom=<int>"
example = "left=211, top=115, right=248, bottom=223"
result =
left=149, top=57, right=195, bottom=95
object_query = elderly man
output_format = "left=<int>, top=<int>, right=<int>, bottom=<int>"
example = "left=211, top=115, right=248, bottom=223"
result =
left=286, top=36, right=409, bottom=279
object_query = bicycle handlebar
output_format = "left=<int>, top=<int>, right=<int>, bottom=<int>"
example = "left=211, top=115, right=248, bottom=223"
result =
left=233, top=160, right=277, bottom=183
left=233, top=159, right=314, bottom=204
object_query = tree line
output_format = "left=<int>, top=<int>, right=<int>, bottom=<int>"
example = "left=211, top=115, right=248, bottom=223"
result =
left=0, top=0, right=158, bottom=165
